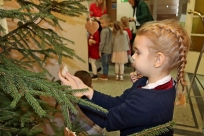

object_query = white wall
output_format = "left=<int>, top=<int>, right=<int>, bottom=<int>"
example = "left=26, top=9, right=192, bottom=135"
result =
left=117, top=0, right=136, bottom=33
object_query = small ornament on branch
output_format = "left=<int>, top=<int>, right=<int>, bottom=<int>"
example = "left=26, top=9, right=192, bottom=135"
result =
left=60, top=63, right=69, bottom=77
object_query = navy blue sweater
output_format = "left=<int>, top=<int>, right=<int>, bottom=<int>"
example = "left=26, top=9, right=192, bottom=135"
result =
left=79, top=77, right=176, bottom=136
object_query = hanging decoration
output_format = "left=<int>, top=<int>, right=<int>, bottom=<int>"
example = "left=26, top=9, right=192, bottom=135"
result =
left=85, top=21, right=99, bottom=35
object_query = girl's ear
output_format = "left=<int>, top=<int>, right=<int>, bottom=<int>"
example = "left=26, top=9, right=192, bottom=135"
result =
left=154, top=52, right=165, bottom=68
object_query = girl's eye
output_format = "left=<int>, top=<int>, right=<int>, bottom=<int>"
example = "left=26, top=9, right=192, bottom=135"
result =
left=132, top=47, right=136, bottom=53
left=134, top=50, right=140, bottom=55
left=132, top=47, right=140, bottom=54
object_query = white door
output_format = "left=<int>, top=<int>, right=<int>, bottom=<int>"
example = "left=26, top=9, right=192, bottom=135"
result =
left=185, top=0, right=204, bottom=75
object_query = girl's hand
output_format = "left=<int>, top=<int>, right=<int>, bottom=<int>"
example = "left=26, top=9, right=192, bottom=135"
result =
left=89, top=39, right=95, bottom=45
left=130, top=72, right=143, bottom=83
left=59, top=71, right=78, bottom=89
left=58, top=72, right=84, bottom=97
left=129, top=17, right=135, bottom=22
left=58, top=72, right=93, bottom=99
left=89, top=39, right=93, bottom=45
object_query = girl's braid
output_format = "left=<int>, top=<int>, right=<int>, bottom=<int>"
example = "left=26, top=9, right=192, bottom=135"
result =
left=155, top=24, right=188, bottom=92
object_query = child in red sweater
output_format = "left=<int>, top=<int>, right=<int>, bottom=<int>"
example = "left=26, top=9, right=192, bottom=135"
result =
left=88, top=19, right=102, bottom=80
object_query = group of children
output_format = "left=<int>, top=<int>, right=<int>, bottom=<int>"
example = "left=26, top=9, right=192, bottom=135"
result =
left=88, top=14, right=134, bottom=81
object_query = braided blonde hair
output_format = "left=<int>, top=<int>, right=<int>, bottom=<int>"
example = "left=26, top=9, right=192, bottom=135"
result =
left=137, top=19, right=190, bottom=92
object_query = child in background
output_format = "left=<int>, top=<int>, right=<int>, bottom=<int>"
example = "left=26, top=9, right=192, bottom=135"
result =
left=74, top=70, right=105, bottom=135
left=88, top=18, right=101, bottom=80
left=98, top=14, right=112, bottom=80
left=59, top=19, right=190, bottom=136
left=120, top=16, right=134, bottom=66
left=111, top=21, right=130, bottom=81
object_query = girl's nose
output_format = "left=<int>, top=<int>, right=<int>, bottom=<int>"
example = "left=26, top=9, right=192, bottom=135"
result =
left=132, top=53, right=135, bottom=60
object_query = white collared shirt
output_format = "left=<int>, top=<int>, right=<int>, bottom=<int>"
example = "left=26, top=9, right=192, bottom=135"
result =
left=142, top=75, right=172, bottom=89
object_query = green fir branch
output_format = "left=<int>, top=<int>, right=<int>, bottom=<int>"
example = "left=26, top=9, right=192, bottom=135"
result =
left=0, top=114, right=13, bottom=121
left=61, top=104, right=72, bottom=130
left=0, top=126, right=19, bottom=133
left=28, top=90, right=51, bottom=97
left=78, top=98, right=108, bottom=114
left=65, top=88, right=89, bottom=94
left=129, top=121, right=175, bottom=136
left=25, top=92, right=46, bottom=117
left=58, top=92, right=78, bottom=114
left=27, top=124, right=44, bottom=136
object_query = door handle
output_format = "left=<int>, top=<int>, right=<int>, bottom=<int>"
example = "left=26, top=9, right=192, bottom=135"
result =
left=188, top=9, right=202, bottom=16
left=188, top=9, right=204, bottom=25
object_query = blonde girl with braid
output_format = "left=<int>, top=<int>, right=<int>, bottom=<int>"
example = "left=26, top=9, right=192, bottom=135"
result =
left=59, top=19, right=190, bottom=136
left=132, top=19, right=190, bottom=105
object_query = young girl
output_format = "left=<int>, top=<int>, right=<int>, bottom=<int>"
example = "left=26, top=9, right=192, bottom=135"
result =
left=121, top=16, right=134, bottom=66
left=111, top=21, right=130, bottom=81
left=88, top=19, right=101, bottom=80
left=59, top=19, right=190, bottom=136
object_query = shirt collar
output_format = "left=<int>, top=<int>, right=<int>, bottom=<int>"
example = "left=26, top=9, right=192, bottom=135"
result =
left=142, top=75, right=171, bottom=89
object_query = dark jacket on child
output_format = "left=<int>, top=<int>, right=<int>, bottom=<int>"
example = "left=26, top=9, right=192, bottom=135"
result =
left=79, top=77, right=176, bottom=136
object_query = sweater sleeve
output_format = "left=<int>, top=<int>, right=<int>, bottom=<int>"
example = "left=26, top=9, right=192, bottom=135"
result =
left=99, top=29, right=107, bottom=53
left=80, top=88, right=176, bottom=132
left=91, top=88, right=132, bottom=109
left=136, top=2, right=150, bottom=22
left=80, top=89, right=158, bottom=131
left=91, top=78, right=147, bottom=109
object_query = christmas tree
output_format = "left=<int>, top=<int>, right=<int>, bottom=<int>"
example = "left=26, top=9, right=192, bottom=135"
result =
left=0, top=0, right=107, bottom=135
